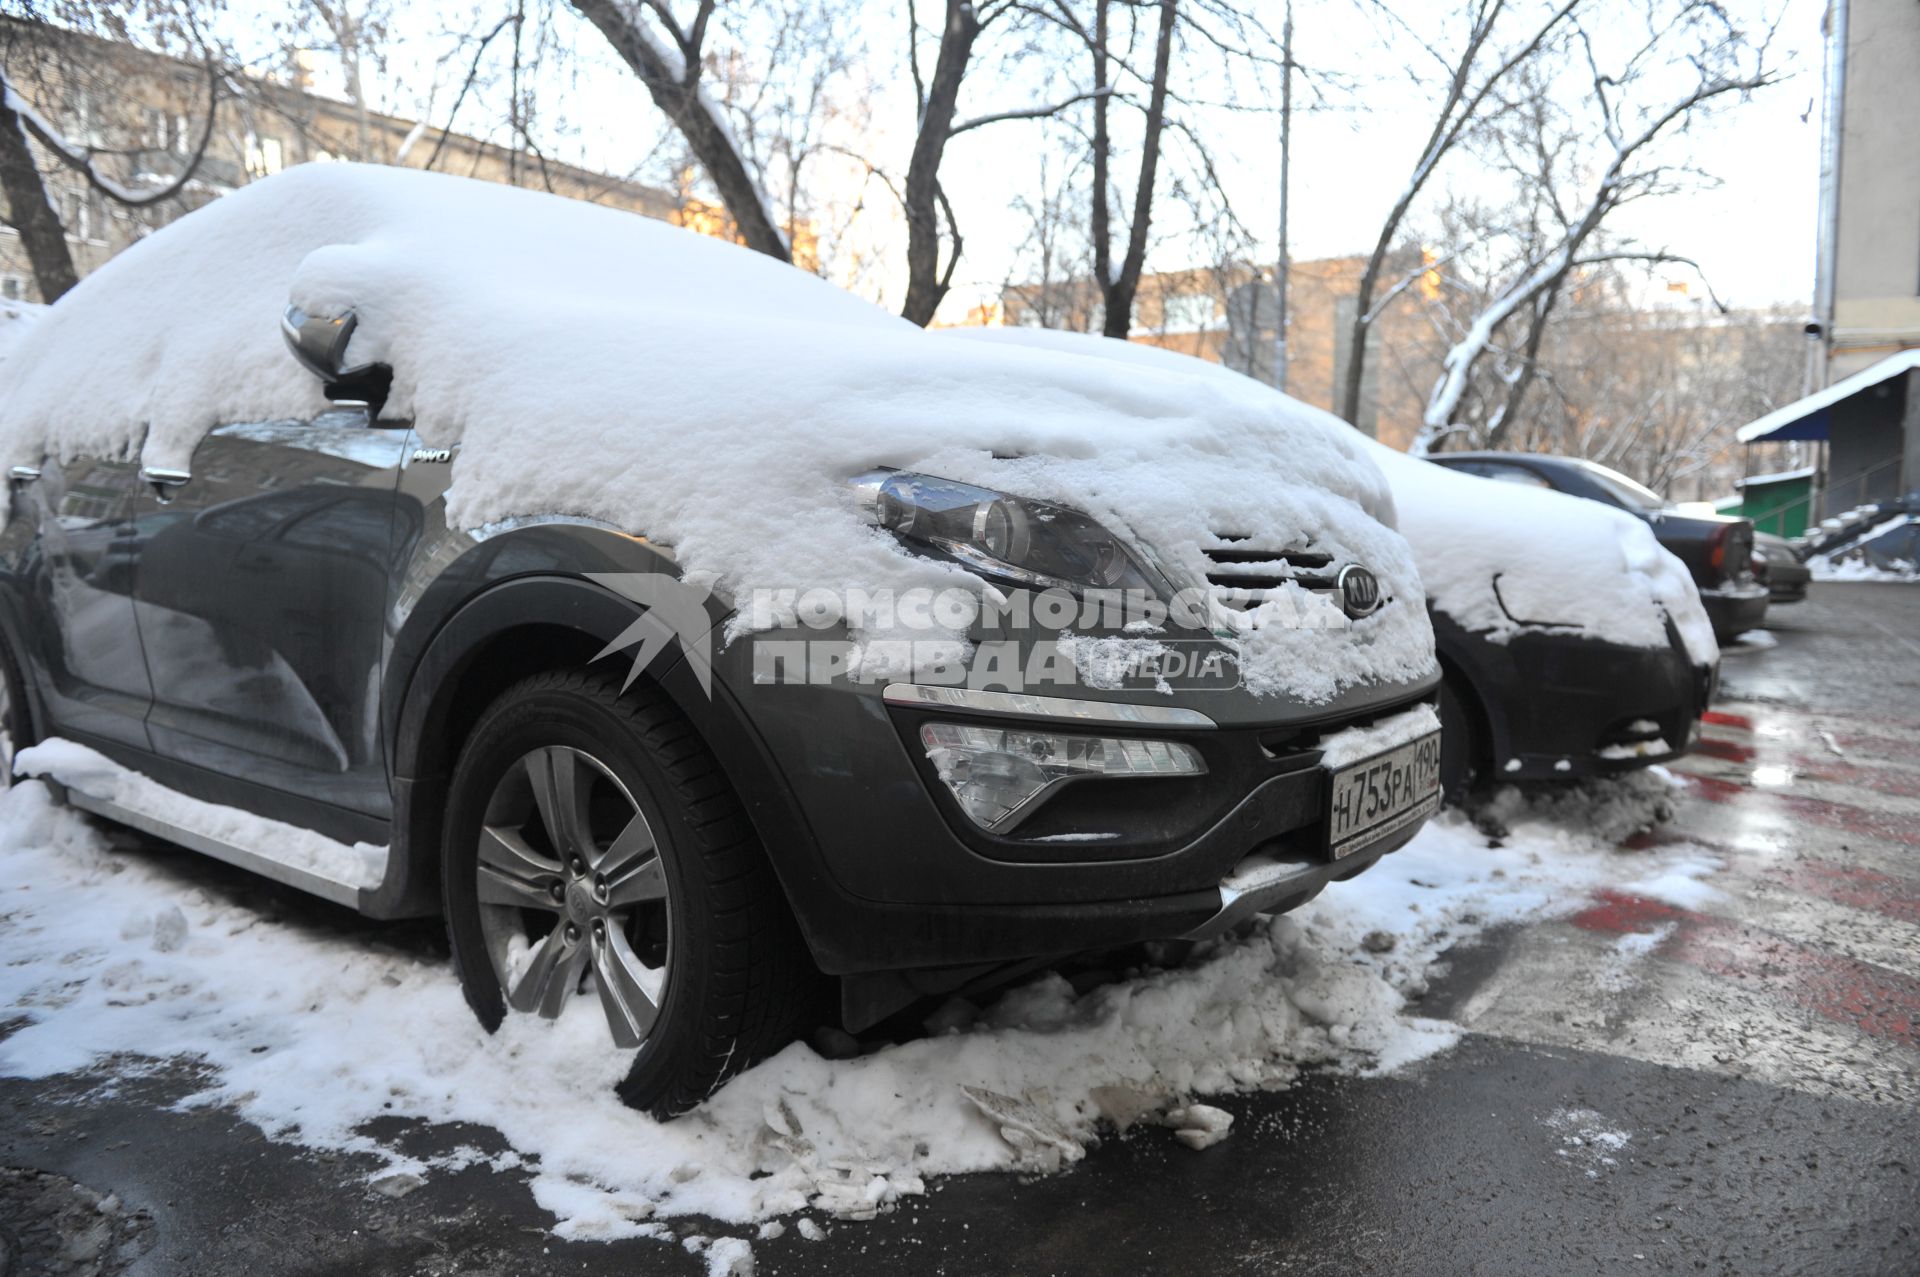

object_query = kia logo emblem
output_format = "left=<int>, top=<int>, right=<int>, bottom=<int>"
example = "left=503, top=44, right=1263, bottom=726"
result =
left=1337, top=564, right=1382, bottom=618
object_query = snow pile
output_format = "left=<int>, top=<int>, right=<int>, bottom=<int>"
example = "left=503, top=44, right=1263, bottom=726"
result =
left=1808, top=514, right=1919, bottom=581
left=1470, top=765, right=1683, bottom=844
left=948, top=328, right=1717, bottom=667
left=0, top=773, right=1717, bottom=1238
left=1812, top=556, right=1918, bottom=582
left=0, top=163, right=1432, bottom=704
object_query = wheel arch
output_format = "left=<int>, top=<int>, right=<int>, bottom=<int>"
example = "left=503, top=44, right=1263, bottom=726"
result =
left=367, top=575, right=835, bottom=967
left=1430, top=611, right=1511, bottom=788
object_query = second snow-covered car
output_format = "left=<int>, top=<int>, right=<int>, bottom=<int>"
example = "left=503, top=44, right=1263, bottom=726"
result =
left=0, top=164, right=1444, bottom=1114
left=1427, top=452, right=1768, bottom=641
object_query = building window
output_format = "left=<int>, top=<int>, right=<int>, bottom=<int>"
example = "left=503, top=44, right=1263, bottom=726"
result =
left=1, top=276, right=24, bottom=301
left=1160, top=292, right=1219, bottom=333
left=246, top=134, right=284, bottom=177
left=61, top=189, right=101, bottom=242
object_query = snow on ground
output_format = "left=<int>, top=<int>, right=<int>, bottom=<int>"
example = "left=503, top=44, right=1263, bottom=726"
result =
left=1809, top=513, right=1919, bottom=580
left=1809, top=554, right=1919, bottom=583
left=1543, top=1106, right=1632, bottom=1178
left=1722, top=629, right=1778, bottom=652
left=0, top=772, right=1714, bottom=1250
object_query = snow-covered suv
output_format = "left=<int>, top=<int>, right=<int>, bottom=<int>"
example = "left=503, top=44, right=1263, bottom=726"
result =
left=0, top=164, right=1441, bottom=1113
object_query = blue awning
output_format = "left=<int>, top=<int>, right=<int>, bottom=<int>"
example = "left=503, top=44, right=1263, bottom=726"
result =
left=1736, top=350, right=1920, bottom=444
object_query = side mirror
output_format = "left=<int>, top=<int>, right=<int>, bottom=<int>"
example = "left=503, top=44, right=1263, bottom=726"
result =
left=281, top=304, right=392, bottom=410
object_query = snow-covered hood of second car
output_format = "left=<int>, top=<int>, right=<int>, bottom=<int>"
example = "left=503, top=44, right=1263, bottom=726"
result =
left=0, top=163, right=1432, bottom=705
left=1368, top=442, right=1718, bottom=667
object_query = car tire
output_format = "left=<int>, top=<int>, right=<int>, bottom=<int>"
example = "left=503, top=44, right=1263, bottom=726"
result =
left=1438, top=675, right=1482, bottom=806
left=442, top=668, right=815, bottom=1117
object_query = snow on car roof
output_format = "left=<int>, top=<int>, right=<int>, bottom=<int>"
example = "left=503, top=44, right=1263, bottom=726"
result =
left=0, top=300, right=43, bottom=368
left=951, top=328, right=1717, bottom=667
left=0, top=163, right=1434, bottom=702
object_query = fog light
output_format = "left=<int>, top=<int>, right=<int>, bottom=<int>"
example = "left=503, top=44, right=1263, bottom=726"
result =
left=919, top=721, right=1204, bottom=832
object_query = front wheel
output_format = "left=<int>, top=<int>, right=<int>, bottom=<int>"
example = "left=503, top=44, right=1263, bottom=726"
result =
left=442, top=669, right=813, bottom=1117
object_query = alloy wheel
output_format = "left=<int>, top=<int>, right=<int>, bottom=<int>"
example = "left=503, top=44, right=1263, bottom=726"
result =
left=474, top=745, right=671, bottom=1047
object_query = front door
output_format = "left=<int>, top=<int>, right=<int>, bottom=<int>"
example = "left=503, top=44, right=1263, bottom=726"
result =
left=129, top=409, right=414, bottom=817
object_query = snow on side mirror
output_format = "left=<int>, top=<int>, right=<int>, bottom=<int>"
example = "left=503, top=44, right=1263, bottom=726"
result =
left=281, top=303, right=392, bottom=411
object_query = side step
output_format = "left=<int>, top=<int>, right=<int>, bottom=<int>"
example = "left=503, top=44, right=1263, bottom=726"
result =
left=17, top=738, right=387, bottom=912
left=63, top=789, right=370, bottom=909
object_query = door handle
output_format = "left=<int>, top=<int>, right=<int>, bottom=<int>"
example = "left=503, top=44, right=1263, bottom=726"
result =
left=139, top=467, right=191, bottom=503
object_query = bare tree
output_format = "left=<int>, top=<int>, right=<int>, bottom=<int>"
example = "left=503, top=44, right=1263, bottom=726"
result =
left=0, top=2, right=224, bottom=301
left=1087, top=0, right=1176, bottom=337
left=0, top=72, right=76, bottom=299
left=568, top=0, right=791, bottom=260
left=1412, top=2, right=1778, bottom=453
left=1000, top=151, right=1101, bottom=329
left=1335, top=0, right=1583, bottom=429
left=1417, top=260, right=1802, bottom=497
left=899, top=0, right=1112, bottom=324
left=291, top=0, right=386, bottom=161
left=996, top=0, right=1297, bottom=339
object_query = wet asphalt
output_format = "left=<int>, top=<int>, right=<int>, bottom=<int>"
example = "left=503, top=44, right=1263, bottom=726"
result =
left=3, top=582, right=1916, bottom=1276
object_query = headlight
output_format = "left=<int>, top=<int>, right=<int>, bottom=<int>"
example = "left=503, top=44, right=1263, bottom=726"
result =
left=852, top=469, right=1168, bottom=597
left=920, top=721, right=1205, bottom=831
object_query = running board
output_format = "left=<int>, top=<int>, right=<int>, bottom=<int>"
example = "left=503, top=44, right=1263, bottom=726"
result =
left=64, top=789, right=368, bottom=910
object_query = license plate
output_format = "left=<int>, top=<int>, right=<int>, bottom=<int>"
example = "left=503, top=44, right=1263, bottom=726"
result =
left=1324, top=731, right=1443, bottom=860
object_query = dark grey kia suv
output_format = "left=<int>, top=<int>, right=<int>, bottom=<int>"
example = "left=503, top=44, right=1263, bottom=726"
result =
left=0, top=164, right=1444, bottom=1114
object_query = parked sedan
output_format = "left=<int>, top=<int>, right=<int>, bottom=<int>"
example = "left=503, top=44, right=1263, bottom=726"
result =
left=1754, top=531, right=1811, bottom=603
left=1426, top=453, right=1767, bottom=641
left=942, top=331, right=1720, bottom=797
left=0, top=164, right=1444, bottom=1114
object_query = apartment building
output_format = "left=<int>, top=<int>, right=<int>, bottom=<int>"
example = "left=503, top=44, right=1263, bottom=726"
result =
left=0, top=21, right=788, bottom=305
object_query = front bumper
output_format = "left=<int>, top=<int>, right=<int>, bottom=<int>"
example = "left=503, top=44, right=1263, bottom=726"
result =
left=1437, top=615, right=1714, bottom=783
left=710, top=635, right=1441, bottom=976
left=1700, top=584, right=1769, bottom=639
left=1767, top=564, right=1811, bottom=603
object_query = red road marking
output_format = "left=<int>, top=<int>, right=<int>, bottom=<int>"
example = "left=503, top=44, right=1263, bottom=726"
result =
left=1614, top=829, right=1920, bottom=927
left=1693, top=736, right=1757, bottom=763
left=1569, top=890, right=1920, bottom=1049
left=1784, top=861, right=1920, bottom=928
left=1681, top=774, right=1920, bottom=846
left=1674, top=745, right=1920, bottom=799
left=1703, top=710, right=1753, bottom=730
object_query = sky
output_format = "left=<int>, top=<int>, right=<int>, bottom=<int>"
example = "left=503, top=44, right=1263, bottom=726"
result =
left=303, top=0, right=1826, bottom=320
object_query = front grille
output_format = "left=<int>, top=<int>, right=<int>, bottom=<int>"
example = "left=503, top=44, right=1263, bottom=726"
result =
left=1202, top=535, right=1343, bottom=629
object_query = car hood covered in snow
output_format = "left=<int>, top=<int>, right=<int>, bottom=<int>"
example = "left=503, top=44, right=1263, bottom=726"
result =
left=954, top=328, right=1716, bottom=669
left=0, top=163, right=1433, bottom=703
